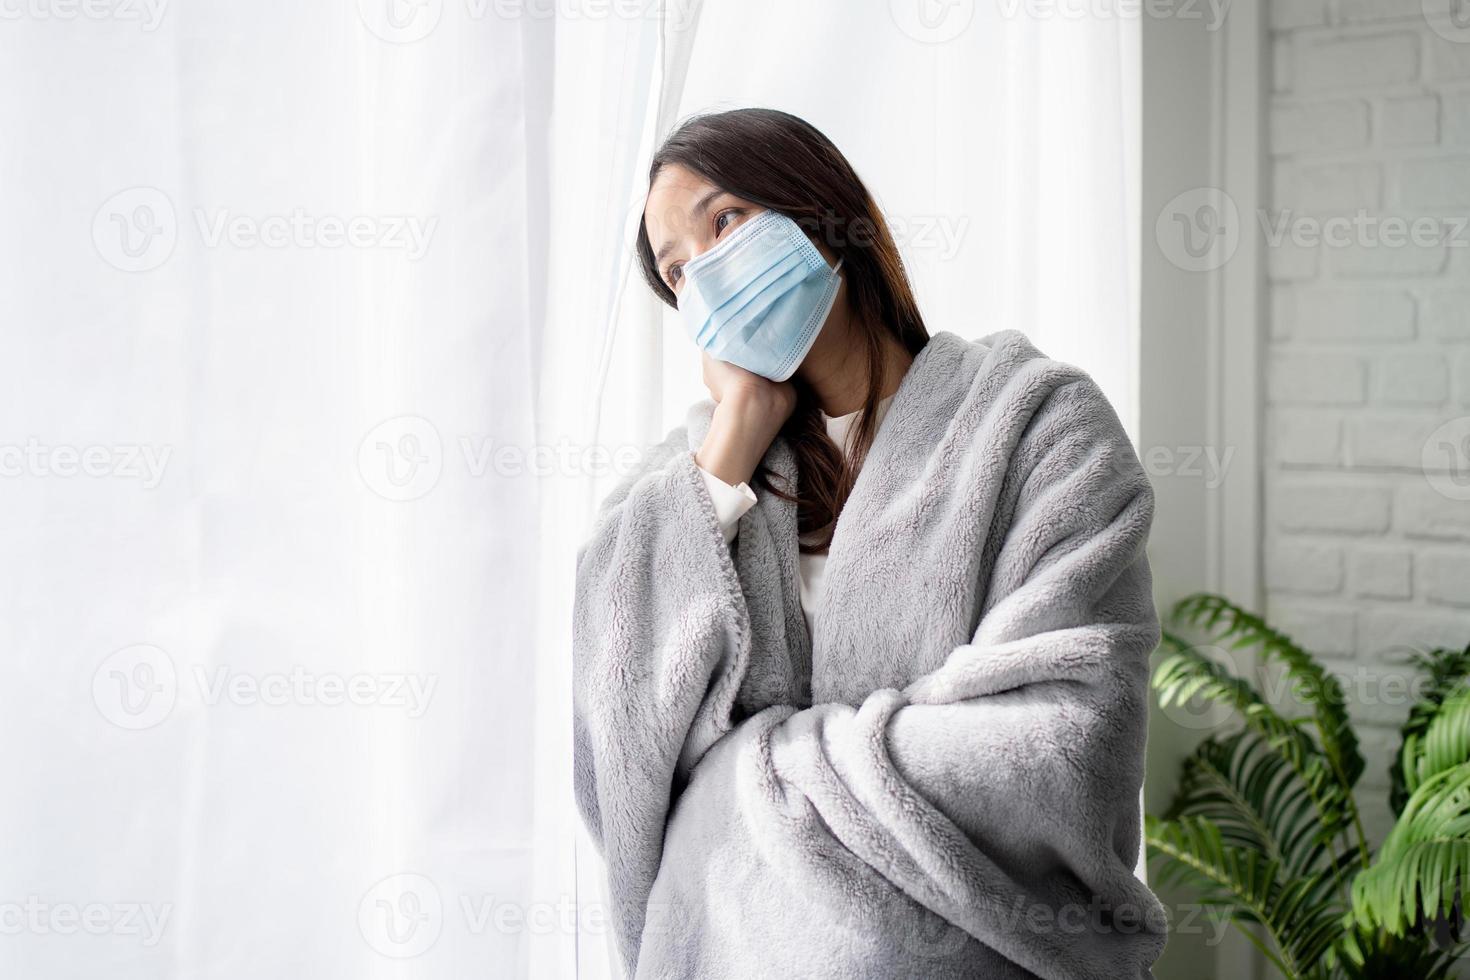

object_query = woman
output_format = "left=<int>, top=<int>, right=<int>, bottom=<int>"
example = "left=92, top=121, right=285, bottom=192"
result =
left=573, top=108, right=1167, bottom=979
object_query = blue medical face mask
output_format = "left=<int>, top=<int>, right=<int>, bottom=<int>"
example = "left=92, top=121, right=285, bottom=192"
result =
left=675, top=209, right=844, bottom=383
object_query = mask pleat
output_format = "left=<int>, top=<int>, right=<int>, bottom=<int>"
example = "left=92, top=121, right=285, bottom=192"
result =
left=696, top=250, right=807, bottom=341
left=674, top=209, right=839, bottom=380
left=703, top=260, right=817, bottom=358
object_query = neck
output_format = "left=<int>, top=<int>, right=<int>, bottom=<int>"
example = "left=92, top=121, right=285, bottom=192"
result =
left=797, top=301, right=914, bottom=417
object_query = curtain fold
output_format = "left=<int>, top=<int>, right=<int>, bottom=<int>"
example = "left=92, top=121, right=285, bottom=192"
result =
left=533, top=3, right=707, bottom=977
left=2, top=6, right=555, bottom=978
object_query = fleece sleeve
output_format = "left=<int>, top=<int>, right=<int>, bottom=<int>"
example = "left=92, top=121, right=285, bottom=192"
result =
left=571, top=434, right=759, bottom=975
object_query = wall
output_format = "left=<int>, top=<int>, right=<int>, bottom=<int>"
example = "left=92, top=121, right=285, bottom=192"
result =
left=1141, top=3, right=1265, bottom=976
left=1266, top=0, right=1470, bottom=845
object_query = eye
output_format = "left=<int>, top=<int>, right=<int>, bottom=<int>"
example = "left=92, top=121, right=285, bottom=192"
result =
left=665, top=263, right=683, bottom=290
left=714, top=208, right=743, bottom=235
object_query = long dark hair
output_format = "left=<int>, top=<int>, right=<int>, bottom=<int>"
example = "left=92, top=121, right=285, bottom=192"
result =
left=636, top=108, right=928, bottom=554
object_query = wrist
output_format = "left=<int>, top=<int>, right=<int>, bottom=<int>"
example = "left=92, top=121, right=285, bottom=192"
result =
left=722, top=381, right=795, bottom=428
left=696, top=392, right=789, bottom=487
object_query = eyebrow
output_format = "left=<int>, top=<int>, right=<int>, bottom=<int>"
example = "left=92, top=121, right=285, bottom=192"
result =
left=653, top=187, right=725, bottom=268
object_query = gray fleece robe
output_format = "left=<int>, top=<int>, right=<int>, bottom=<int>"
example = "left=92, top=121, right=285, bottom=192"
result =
left=572, top=328, right=1168, bottom=979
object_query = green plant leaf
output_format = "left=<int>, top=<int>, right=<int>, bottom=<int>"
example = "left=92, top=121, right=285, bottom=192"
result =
left=1410, top=684, right=1470, bottom=797
left=1352, top=763, right=1470, bottom=939
left=1168, top=731, right=1331, bottom=879
left=1324, top=921, right=1467, bottom=980
left=1151, top=599, right=1470, bottom=978
left=1172, top=594, right=1366, bottom=794
left=1147, top=813, right=1346, bottom=979
left=1392, top=645, right=1470, bottom=816
left=1153, top=629, right=1354, bottom=846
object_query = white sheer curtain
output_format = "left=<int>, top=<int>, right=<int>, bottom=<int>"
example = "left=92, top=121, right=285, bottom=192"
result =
left=1, top=5, right=556, bottom=978
left=535, top=4, right=708, bottom=976
left=545, top=8, right=1144, bottom=977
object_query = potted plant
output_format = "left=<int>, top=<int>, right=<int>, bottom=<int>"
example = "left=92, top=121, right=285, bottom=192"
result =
left=1147, top=592, right=1470, bottom=979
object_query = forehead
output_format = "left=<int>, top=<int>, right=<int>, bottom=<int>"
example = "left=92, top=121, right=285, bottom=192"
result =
left=644, top=164, right=721, bottom=249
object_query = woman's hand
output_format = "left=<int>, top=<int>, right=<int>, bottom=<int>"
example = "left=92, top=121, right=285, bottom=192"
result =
left=694, top=353, right=795, bottom=488
left=698, top=352, right=789, bottom=407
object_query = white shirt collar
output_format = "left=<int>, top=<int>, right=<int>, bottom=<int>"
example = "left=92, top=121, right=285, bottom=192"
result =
left=821, top=391, right=897, bottom=456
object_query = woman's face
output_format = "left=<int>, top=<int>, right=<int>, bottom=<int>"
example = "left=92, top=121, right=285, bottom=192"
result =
left=644, top=164, right=764, bottom=299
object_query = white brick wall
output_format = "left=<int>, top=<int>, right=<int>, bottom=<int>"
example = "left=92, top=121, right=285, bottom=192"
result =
left=1267, top=0, right=1470, bottom=844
